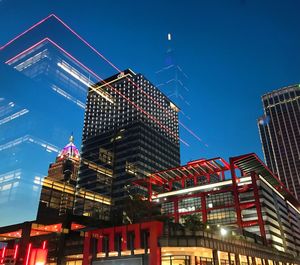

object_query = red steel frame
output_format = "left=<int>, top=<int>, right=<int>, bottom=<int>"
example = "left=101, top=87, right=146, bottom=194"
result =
left=133, top=154, right=298, bottom=242
left=83, top=221, right=163, bottom=265
left=134, top=157, right=231, bottom=200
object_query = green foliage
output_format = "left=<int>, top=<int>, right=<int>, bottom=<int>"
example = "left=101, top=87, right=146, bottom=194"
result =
left=181, top=214, right=203, bottom=231
left=122, top=194, right=166, bottom=224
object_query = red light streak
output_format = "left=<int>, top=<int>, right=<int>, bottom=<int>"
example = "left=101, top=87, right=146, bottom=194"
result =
left=5, top=37, right=188, bottom=146
left=1, top=14, right=205, bottom=147
left=13, top=244, right=19, bottom=259
left=42, top=241, right=47, bottom=250
left=51, top=14, right=204, bottom=146
left=0, top=14, right=53, bottom=51
left=1, top=247, right=5, bottom=258
left=5, top=38, right=48, bottom=64
left=25, top=243, right=32, bottom=265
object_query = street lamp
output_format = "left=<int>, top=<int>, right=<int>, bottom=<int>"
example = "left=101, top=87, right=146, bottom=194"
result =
left=220, top=227, right=227, bottom=236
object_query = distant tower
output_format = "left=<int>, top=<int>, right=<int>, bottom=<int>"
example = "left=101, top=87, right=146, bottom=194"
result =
left=39, top=136, right=81, bottom=216
left=156, top=33, right=190, bottom=119
left=48, top=135, right=81, bottom=185
left=258, top=85, right=300, bottom=199
left=38, top=136, right=111, bottom=219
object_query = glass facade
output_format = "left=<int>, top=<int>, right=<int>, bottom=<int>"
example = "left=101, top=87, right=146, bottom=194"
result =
left=258, top=85, right=300, bottom=200
left=79, top=70, right=181, bottom=220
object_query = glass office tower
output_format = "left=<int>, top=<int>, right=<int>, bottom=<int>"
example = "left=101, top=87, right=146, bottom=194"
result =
left=79, top=69, right=180, bottom=220
left=258, top=85, right=300, bottom=200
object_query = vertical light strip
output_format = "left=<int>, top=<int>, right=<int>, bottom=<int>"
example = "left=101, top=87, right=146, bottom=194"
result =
left=25, top=243, right=32, bottom=265
left=42, top=241, right=47, bottom=250
left=13, top=244, right=19, bottom=259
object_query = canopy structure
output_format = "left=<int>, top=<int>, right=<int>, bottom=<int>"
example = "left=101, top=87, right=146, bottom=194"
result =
left=230, top=153, right=300, bottom=208
left=133, top=157, right=231, bottom=197
left=134, top=153, right=300, bottom=209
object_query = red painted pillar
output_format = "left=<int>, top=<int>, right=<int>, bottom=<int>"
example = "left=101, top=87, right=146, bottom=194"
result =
left=173, top=198, right=179, bottom=223
left=121, top=227, right=127, bottom=251
left=201, top=193, right=207, bottom=224
left=108, top=229, right=115, bottom=252
left=83, top=232, right=92, bottom=265
left=97, top=231, right=103, bottom=253
left=143, top=222, right=163, bottom=265
left=230, top=159, right=242, bottom=229
left=251, top=172, right=267, bottom=242
left=221, top=171, right=225, bottom=181
left=194, top=176, right=197, bottom=185
left=181, top=178, right=185, bottom=188
left=128, top=224, right=141, bottom=249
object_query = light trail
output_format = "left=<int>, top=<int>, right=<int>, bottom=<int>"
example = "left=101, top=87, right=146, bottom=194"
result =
left=0, top=14, right=203, bottom=146
left=0, top=14, right=53, bottom=51
left=4, top=37, right=189, bottom=146
left=50, top=14, right=205, bottom=145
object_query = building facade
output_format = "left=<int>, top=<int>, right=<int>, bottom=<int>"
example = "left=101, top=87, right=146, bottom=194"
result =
left=134, top=153, right=300, bottom=259
left=38, top=137, right=111, bottom=220
left=79, top=69, right=181, bottom=218
left=258, top=85, right=300, bottom=200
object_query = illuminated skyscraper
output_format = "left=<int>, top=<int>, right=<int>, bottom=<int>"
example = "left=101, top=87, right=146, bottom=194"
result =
left=79, top=69, right=180, bottom=220
left=258, top=85, right=300, bottom=200
left=38, top=136, right=111, bottom=220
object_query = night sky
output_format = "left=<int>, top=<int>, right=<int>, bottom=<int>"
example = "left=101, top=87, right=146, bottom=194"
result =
left=1, top=0, right=300, bottom=164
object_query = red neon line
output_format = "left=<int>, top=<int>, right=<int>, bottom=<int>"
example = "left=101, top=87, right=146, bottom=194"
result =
left=47, top=38, right=188, bottom=145
left=5, top=38, right=48, bottom=64
left=13, top=245, right=19, bottom=259
left=1, top=13, right=201, bottom=146
left=1, top=246, right=6, bottom=258
left=25, top=243, right=32, bottom=265
left=0, top=14, right=53, bottom=51
left=52, top=14, right=204, bottom=145
left=0, top=246, right=6, bottom=264
left=5, top=37, right=188, bottom=146
left=42, top=241, right=47, bottom=250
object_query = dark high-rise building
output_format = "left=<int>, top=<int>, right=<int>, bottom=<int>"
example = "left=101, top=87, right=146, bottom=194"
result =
left=79, top=69, right=180, bottom=215
left=258, top=84, right=300, bottom=200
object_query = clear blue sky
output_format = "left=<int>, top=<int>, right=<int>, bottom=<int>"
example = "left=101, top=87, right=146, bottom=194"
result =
left=1, top=0, right=300, bottom=164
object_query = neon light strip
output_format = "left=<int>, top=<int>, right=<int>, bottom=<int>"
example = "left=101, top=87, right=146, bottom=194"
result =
left=25, top=243, right=32, bottom=265
left=153, top=176, right=251, bottom=199
left=1, top=14, right=203, bottom=146
left=42, top=241, right=47, bottom=250
left=45, top=38, right=186, bottom=144
left=22, top=38, right=188, bottom=146
left=0, top=14, right=53, bottom=51
left=154, top=180, right=232, bottom=198
left=1, top=246, right=6, bottom=258
left=51, top=14, right=204, bottom=145
left=13, top=245, right=19, bottom=259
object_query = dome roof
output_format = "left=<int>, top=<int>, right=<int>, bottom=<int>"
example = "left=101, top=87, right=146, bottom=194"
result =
left=58, top=135, right=80, bottom=159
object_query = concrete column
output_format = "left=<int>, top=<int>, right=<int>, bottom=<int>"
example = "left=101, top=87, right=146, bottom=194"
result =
left=213, top=249, right=219, bottom=265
